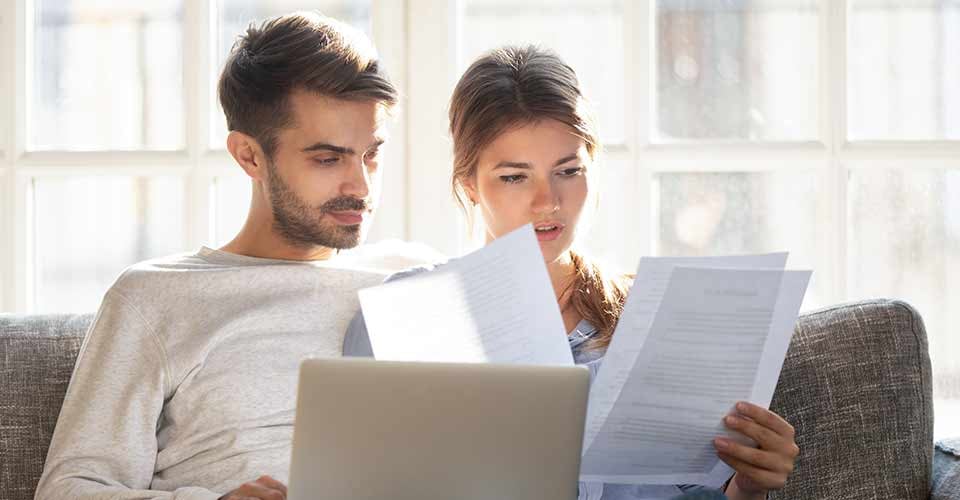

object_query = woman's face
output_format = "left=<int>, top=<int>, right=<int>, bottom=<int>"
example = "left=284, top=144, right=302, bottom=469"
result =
left=464, top=119, right=591, bottom=264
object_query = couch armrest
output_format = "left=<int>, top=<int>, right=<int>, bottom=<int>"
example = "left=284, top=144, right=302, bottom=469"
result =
left=933, top=438, right=960, bottom=499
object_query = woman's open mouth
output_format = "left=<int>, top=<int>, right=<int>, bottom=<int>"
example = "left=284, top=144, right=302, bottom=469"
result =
left=534, top=222, right=565, bottom=242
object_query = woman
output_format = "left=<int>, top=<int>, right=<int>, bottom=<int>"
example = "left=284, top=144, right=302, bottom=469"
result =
left=344, top=45, right=797, bottom=500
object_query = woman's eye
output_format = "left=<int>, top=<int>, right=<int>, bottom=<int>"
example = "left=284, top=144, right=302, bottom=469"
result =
left=558, top=166, right=584, bottom=177
left=499, top=174, right=526, bottom=184
left=365, top=149, right=380, bottom=160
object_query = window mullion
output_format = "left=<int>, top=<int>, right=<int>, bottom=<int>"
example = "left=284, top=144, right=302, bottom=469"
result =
left=184, top=0, right=214, bottom=250
left=406, top=0, right=460, bottom=256
left=369, top=0, right=409, bottom=243
left=9, top=0, right=29, bottom=312
left=632, top=0, right=652, bottom=257
left=827, top=0, right=849, bottom=305
left=1, top=0, right=12, bottom=311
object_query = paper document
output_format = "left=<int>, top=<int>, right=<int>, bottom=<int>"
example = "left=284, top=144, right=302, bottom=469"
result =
left=580, top=265, right=810, bottom=487
left=358, top=224, right=573, bottom=366
left=583, top=253, right=788, bottom=453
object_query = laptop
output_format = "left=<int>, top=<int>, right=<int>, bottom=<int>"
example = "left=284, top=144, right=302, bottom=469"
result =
left=288, top=358, right=591, bottom=500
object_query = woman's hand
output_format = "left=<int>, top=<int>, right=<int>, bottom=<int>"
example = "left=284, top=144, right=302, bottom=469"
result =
left=713, top=402, right=799, bottom=499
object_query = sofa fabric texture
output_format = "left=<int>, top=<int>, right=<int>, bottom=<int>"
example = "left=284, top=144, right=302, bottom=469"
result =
left=768, top=300, right=933, bottom=499
left=0, top=300, right=941, bottom=500
left=933, top=438, right=960, bottom=500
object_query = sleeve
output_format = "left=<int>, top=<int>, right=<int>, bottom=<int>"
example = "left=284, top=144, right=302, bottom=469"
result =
left=341, top=265, right=438, bottom=358
left=342, top=311, right=374, bottom=357
left=675, top=484, right=727, bottom=496
left=34, top=289, right=222, bottom=500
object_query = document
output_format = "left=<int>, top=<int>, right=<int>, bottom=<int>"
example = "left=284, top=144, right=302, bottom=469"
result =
left=580, top=266, right=810, bottom=487
left=358, top=224, right=573, bottom=366
left=582, top=253, right=788, bottom=454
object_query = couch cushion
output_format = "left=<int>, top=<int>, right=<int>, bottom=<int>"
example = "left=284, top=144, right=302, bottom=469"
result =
left=0, top=301, right=935, bottom=500
left=769, top=300, right=933, bottom=500
left=933, top=438, right=960, bottom=500
left=0, top=313, right=94, bottom=500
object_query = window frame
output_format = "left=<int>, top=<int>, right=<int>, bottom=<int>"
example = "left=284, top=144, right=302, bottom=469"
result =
left=0, top=0, right=408, bottom=312
left=1, top=0, right=957, bottom=314
left=1, top=0, right=958, bottom=438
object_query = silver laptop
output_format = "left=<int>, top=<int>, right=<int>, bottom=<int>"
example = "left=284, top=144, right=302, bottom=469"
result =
left=288, top=358, right=590, bottom=500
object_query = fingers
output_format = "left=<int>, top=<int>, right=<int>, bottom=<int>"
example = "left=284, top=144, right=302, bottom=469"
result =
left=733, top=401, right=795, bottom=440
left=724, top=404, right=801, bottom=467
left=713, top=436, right=793, bottom=475
left=232, top=483, right=284, bottom=500
left=255, top=476, right=288, bottom=495
left=717, top=451, right=789, bottom=491
left=724, top=413, right=793, bottom=453
left=221, top=476, right=287, bottom=500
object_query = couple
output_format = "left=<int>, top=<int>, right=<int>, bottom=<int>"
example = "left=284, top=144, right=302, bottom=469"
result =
left=35, top=12, right=797, bottom=500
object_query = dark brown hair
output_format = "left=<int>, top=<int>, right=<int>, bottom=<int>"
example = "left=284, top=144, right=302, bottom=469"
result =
left=449, top=45, right=630, bottom=351
left=217, top=12, right=398, bottom=158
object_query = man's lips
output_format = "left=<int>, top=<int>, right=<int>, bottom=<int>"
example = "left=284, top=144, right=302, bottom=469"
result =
left=327, top=211, right=365, bottom=225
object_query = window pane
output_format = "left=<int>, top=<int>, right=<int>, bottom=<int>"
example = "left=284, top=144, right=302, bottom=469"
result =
left=849, top=0, right=960, bottom=141
left=461, top=0, right=625, bottom=145
left=655, top=171, right=828, bottom=311
left=211, top=0, right=372, bottom=149
left=578, top=156, right=642, bottom=274
left=655, top=0, right=819, bottom=142
left=32, top=0, right=184, bottom=151
left=847, top=168, right=960, bottom=438
left=34, top=177, right=185, bottom=312
left=0, top=12, right=7, bottom=156
left=212, top=175, right=251, bottom=246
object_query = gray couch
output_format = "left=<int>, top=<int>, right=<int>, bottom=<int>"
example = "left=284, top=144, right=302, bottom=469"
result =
left=2, top=299, right=959, bottom=500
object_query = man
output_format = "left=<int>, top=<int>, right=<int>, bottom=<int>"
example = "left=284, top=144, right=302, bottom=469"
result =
left=35, top=12, right=396, bottom=500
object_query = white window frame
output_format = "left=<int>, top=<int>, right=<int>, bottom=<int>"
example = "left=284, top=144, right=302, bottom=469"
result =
left=0, top=0, right=408, bottom=313
left=1, top=0, right=958, bottom=325
left=406, top=0, right=960, bottom=301
left=1, top=0, right=958, bottom=438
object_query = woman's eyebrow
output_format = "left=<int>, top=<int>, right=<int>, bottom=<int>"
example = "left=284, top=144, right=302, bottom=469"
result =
left=553, top=154, right=579, bottom=166
left=493, top=153, right=581, bottom=170
left=493, top=161, right=532, bottom=170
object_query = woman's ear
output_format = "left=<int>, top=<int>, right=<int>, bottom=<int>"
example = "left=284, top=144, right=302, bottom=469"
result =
left=227, top=131, right=268, bottom=181
left=462, top=177, right=479, bottom=205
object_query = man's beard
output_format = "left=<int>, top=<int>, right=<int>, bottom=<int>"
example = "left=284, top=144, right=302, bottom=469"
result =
left=266, top=160, right=371, bottom=250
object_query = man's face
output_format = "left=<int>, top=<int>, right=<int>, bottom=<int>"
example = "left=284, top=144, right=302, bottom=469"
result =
left=265, top=89, right=390, bottom=250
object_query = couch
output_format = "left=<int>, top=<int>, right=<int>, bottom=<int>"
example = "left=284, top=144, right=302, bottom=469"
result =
left=2, top=299, right=959, bottom=500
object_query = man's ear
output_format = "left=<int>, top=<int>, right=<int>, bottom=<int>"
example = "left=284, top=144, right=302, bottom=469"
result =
left=226, top=131, right=268, bottom=181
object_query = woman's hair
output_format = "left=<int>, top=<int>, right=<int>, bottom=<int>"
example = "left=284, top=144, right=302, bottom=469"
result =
left=448, top=45, right=630, bottom=351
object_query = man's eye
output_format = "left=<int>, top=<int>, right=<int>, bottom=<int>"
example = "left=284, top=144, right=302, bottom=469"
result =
left=499, top=174, right=526, bottom=184
left=365, top=149, right=380, bottom=160
left=315, top=157, right=340, bottom=166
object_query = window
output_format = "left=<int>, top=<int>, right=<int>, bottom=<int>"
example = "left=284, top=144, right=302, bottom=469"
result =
left=33, top=176, right=185, bottom=312
left=31, top=0, right=185, bottom=151
left=460, top=0, right=626, bottom=144
left=655, top=0, right=820, bottom=142
left=2, top=0, right=958, bottom=437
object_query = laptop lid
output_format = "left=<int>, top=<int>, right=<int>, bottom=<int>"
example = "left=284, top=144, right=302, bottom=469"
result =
left=288, top=358, right=590, bottom=500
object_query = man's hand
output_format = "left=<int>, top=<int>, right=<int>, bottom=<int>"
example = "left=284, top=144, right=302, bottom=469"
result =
left=713, top=402, right=799, bottom=499
left=219, top=475, right=287, bottom=500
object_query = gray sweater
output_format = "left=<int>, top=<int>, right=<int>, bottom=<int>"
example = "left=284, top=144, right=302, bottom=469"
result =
left=35, top=248, right=386, bottom=500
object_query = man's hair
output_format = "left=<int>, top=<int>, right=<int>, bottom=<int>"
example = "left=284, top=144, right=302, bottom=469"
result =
left=218, top=12, right=398, bottom=158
